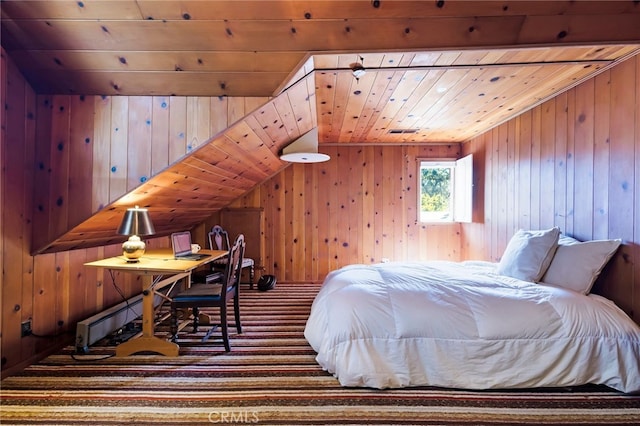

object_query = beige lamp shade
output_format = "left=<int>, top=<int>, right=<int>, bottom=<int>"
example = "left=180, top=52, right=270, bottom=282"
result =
left=280, top=128, right=330, bottom=163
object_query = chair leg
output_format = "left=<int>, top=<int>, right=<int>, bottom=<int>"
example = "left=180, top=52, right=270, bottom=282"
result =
left=234, top=295, right=242, bottom=334
left=192, top=307, right=200, bottom=333
left=170, top=304, right=178, bottom=342
left=220, top=304, right=230, bottom=352
left=249, top=265, right=254, bottom=290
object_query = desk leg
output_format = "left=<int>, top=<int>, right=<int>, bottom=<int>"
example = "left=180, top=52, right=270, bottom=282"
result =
left=115, top=275, right=179, bottom=357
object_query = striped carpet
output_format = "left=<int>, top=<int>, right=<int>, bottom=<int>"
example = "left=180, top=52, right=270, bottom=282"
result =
left=1, top=282, right=639, bottom=425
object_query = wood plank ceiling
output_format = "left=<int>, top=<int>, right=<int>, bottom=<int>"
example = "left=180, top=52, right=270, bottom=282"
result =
left=2, top=1, right=640, bottom=253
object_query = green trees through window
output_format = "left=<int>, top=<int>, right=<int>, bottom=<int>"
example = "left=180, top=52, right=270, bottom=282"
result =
left=420, top=167, right=451, bottom=217
left=418, top=155, right=473, bottom=223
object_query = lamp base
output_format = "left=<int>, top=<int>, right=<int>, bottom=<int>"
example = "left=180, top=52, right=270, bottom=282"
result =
left=122, top=235, right=145, bottom=262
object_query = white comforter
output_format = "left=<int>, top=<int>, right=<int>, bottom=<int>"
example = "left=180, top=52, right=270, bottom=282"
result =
left=304, top=261, right=640, bottom=393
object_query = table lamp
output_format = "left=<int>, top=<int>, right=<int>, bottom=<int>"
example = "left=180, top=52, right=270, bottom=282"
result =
left=117, top=206, right=155, bottom=262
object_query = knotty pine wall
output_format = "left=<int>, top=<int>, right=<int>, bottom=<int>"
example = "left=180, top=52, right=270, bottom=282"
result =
left=462, top=53, right=640, bottom=322
left=31, top=87, right=268, bottom=253
left=228, top=144, right=463, bottom=282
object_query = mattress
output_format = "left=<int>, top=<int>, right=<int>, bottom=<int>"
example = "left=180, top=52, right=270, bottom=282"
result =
left=304, top=260, right=640, bottom=393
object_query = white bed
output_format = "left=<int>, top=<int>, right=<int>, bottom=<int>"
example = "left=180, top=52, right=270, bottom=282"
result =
left=304, top=229, right=640, bottom=393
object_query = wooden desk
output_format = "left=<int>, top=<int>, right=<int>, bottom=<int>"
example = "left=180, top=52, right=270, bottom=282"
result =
left=85, top=248, right=227, bottom=357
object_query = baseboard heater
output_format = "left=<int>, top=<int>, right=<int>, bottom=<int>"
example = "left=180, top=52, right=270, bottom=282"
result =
left=75, top=291, right=167, bottom=353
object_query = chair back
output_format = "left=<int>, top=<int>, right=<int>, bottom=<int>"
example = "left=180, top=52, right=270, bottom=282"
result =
left=220, top=234, right=245, bottom=297
left=209, top=225, right=230, bottom=251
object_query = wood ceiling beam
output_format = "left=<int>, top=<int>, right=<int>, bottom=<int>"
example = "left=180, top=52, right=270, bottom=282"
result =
left=3, top=1, right=639, bottom=21
left=3, top=16, right=640, bottom=52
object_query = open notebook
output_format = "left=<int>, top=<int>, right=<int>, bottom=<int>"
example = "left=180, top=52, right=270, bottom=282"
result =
left=171, top=231, right=209, bottom=261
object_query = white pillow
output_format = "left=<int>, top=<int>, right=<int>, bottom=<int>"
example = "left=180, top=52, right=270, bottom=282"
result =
left=497, top=227, right=560, bottom=282
left=541, top=235, right=621, bottom=294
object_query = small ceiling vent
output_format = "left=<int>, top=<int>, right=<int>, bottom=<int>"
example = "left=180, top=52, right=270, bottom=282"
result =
left=388, top=129, right=419, bottom=134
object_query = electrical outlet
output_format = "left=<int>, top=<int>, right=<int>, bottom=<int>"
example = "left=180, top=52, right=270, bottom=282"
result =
left=21, top=320, right=32, bottom=337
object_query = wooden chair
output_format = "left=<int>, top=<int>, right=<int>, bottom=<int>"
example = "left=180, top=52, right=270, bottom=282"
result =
left=209, top=225, right=255, bottom=289
left=170, top=234, right=245, bottom=352
left=190, top=226, right=228, bottom=285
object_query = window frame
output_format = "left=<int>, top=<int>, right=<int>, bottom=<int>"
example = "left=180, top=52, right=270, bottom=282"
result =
left=417, top=154, right=473, bottom=224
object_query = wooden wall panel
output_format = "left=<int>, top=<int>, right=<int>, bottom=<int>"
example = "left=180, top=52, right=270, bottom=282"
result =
left=462, top=54, right=640, bottom=323
left=606, top=59, right=637, bottom=313
left=49, top=95, right=71, bottom=239
left=186, top=97, right=210, bottom=151
left=529, top=108, right=543, bottom=231
left=539, top=101, right=556, bottom=229
left=0, top=49, right=6, bottom=361
left=593, top=74, right=610, bottom=240
left=151, top=96, right=170, bottom=175
left=229, top=144, right=462, bottom=282
left=126, top=97, right=153, bottom=190
left=573, top=79, right=595, bottom=240
left=109, top=96, right=129, bottom=203
left=30, top=93, right=269, bottom=253
left=2, top=52, right=31, bottom=365
left=32, top=253, right=56, bottom=344
left=92, top=96, right=112, bottom=211
left=553, top=92, right=569, bottom=236
left=168, top=96, right=187, bottom=163
left=68, top=96, right=94, bottom=228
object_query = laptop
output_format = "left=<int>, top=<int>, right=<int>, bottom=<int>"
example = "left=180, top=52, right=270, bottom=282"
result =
left=171, top=231, right=210, bottom=261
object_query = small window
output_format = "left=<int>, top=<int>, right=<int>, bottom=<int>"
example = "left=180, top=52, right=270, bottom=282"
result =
left=418, top=154, right=472, bottom=223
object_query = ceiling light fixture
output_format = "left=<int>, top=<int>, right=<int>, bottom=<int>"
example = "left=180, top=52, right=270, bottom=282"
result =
left=280, top=128, right=330, bottom=163
left=350, top=55, right=366, bottom=81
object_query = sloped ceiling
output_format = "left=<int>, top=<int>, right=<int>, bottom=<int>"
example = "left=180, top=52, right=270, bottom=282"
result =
left=2, top=1, right=640, bottom=253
